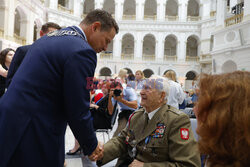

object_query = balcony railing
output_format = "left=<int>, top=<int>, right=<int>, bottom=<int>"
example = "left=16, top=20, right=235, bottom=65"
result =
left=165, top=15, right=178, bottom=21
left=144, top=15, right=157, bottom=20
left=14, top=34, right=26, bottom=45
left=187, top=16, right=201, bottom=21
left=123, top=15, right=136, bottom=20
left=164, top=55, right=177, bottom=61
left=210, top=11, right=216, bottom=17
left=200, top=54, right=212, bottom=63
left=58, top=4, right=73, bottom=14
left=142, top=54, right=155, bottom=61
left=225, top=13, right=243, bottom=27
left=100, top=52, right=112, bottom=59
left=121, top=54, right=134, bottom=60
left=186, top=56, right=199, bottom=62
left=0, top=28, right=4, bottom=38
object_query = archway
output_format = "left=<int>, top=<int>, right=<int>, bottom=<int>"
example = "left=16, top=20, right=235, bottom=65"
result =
left=99, top=67, right=112, bottom=76
left=222, top=60, right=237, bottom=73
left=143, top=69, right=154, bottom=78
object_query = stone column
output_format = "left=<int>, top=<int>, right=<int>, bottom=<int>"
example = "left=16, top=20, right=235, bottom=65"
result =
left=135, top=32, right=143, bottom=60
left=115, top=0, right=123, bottom=20
left=179, top=0, right=188, bottom=22
left=95, top=0, right=104, bottom=9
left=216, top=0, right=226, bottom=28
left=156, top=0, right=165, bottom=21
left=73, top=0, right=81, bottom=17
left=48, top=0, right=58, bottom=10
left=136, top=0, right=145, bottom=20
left=5, top=0, right=15, bottom=38
left=25, top=15, right=35, bottom=44
left=155, top=32, right=164, bottom=60
left=113, top=34, right=122, bottom=60
left=230, top=0, right=237, bottom=9
left=201, top=1, right=210, bottom=20
left=244, top=0, right=250, bottom=21
left=0, top=2, right=7, bottom=32
left=178, top=33, right=186, bottom=61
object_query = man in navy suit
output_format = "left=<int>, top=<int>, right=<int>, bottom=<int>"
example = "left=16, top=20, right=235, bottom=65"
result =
left=0, top=9, right=119, bottom=167
left=6, top=22, right=61, bottom=87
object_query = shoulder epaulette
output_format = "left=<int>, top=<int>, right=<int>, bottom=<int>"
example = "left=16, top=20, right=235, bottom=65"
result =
left=167, top=105, right=182, bottom=115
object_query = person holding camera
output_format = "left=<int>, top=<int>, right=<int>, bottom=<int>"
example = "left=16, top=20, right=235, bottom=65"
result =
left=108, top=80, right=138, bottom=137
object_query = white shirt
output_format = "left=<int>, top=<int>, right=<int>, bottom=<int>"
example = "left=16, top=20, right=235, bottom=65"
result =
left=76, top=25, right=87, bottom=42
left=167, top=80, right=185, bottom=109
left=145, top=107, right=161, bottom=120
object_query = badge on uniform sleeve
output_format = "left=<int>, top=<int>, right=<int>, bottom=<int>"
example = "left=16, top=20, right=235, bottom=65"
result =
left=151, top=123, right=166, bottom=138
left=180, top=128, right=189, bottom=140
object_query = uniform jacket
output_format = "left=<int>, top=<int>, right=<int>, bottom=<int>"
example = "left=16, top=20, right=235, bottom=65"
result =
left=6, top=45, right=31, bottom=88
left=0, top=26, right=98, bottom=167
left=98, top=104, right=201, bottom=167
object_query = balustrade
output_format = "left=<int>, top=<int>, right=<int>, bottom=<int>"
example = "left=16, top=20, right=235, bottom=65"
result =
left=225, top=13, right=243, bottom=27
left=58, top=4, right=73, bottom=14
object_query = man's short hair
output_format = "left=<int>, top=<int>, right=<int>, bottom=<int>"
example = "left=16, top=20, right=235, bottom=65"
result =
left=81, top=9, right=119, bottom=34
left=148, top=75, right=170, bottom=101
left=41, top=22, right=61, bottom=33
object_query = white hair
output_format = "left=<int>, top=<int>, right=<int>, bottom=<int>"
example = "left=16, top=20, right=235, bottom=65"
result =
left=148, top=75, right=170, bottom=101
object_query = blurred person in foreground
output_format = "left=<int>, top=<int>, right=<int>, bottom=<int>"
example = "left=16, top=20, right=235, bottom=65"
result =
left=6, top=22, right=61, bottom=87
left=97, top=75, right=201, bottom=167
left=195, top=71, right=250, bottom=167
left=0, top=9, right=119, bottom=167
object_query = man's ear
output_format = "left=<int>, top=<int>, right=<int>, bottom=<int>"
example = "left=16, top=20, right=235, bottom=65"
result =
left=160, top=92, right=166, bottom=103
left=92, top=22, right=101, bottom=32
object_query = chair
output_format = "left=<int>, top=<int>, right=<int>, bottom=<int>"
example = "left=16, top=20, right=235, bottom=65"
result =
left=190, top=118, right=198, bottom=141
left=96, top=101, right=119, bottom=143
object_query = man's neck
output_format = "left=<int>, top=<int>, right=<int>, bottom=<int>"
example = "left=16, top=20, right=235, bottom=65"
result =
left=145, top=102, right=165, bottom=113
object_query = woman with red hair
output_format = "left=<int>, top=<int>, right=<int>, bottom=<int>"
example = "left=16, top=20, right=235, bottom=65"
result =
left=195, top=71, right=250, bottom=167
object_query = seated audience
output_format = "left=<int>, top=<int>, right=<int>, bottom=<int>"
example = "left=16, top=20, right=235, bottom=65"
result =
left=164, top=70, right=185, bottom=109
left=195, top=71, right=250, bottom=167
left=97, top=75, right=201, bottom=167
left=109, top=80, right=138, bottom=137
left=90, top=81, right=114, bottom=130
left=67, top=81, right=113, bottom=155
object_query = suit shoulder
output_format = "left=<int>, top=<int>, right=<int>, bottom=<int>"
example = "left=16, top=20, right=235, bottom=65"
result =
left=16, top=45, right=30, bottom=53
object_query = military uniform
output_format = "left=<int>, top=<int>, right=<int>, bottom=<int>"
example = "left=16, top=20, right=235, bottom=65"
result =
left=98, top=104, right=201, bottom=167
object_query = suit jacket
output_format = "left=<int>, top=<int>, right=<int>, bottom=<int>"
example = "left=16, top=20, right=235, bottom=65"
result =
left=98, top=104, right=201, bottom=167
left=0, top=26, right=98, bottom=167
left=6, top=45, right=31, bottom=88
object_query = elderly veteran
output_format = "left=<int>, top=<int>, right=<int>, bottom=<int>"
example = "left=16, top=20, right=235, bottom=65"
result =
left=97, top=75, right=201, bottom=167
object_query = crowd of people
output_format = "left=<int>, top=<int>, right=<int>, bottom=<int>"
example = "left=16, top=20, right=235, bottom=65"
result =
left=0, top=9, right=249, bottom=167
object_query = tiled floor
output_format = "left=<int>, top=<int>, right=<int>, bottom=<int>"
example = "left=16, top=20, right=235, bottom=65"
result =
left=64, top=120, right=118, bottom=167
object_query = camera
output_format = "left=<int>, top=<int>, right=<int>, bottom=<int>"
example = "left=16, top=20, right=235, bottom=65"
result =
left=113, top=89, right=122, bottom=96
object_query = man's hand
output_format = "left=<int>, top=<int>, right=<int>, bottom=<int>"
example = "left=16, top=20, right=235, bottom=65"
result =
left=129, top=159, right=144, bottom=167
left=88, top=142, right=104, bottom=161
left=113, top=94, right=123, bottom=102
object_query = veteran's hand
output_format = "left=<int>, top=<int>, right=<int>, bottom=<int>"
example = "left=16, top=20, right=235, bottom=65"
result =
left=129, top=159, right=144, bottom=167
left=88, top=142, right=104, bottom=161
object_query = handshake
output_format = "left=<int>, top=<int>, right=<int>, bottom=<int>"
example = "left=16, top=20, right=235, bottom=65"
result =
left=88, top=142, right=104, bottom=161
